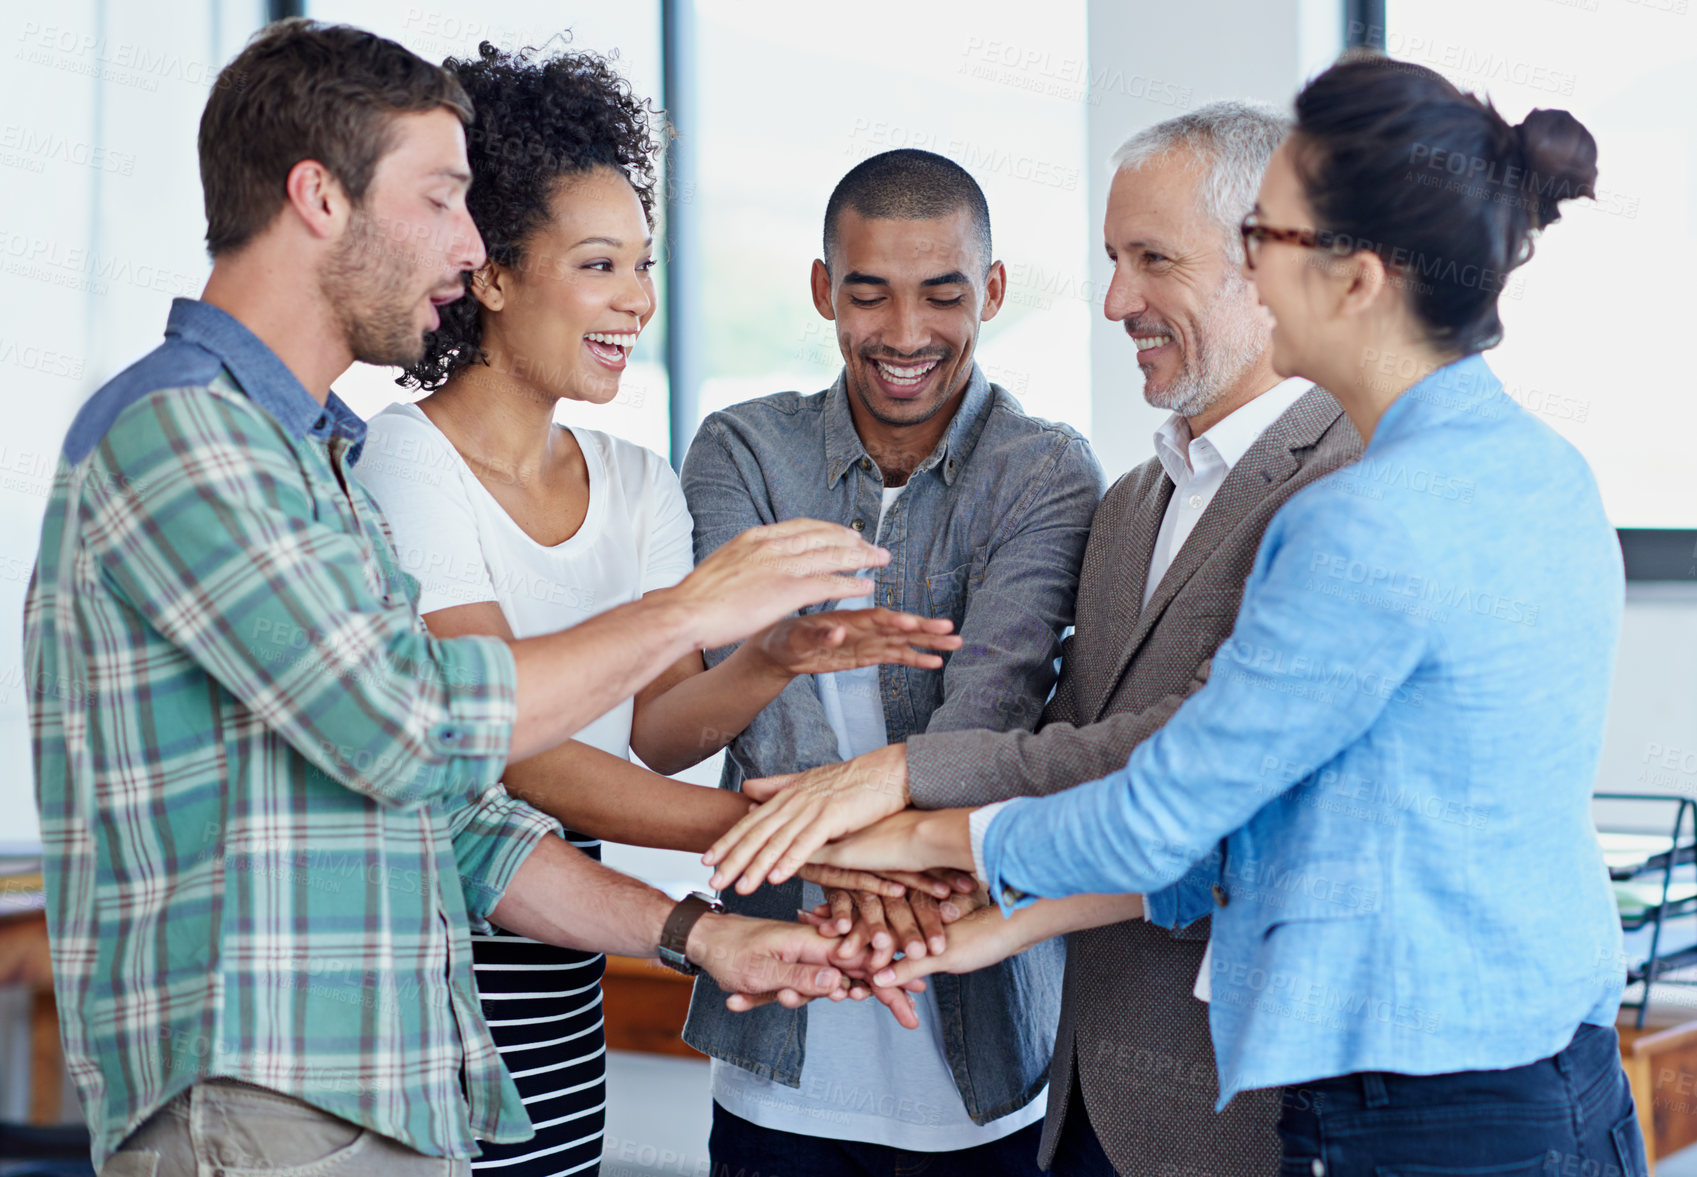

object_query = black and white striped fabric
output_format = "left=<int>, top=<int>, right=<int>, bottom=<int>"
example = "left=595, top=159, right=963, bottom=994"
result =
left=471, top=834, right=607, bottom=1177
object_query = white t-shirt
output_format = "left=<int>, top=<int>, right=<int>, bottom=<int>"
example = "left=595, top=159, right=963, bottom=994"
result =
left=711, top=485, right=1047, bottom=1151
left=358, top=401, right=695, bottom=758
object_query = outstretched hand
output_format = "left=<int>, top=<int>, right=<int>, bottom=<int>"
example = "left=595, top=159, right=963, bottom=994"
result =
left=754, top=608, right=961, bottom=678
left=857, top=902, right=1022, bottom=990
left=688, top=912, right=853, bottom=1001
left=719, top=930, right=928, bottom=1029
left=863, top=892, right=1147, bottom=991
left=706, top=744, right=913, bottom=893
left=722, top=886, right=993, bottom=1028
left=795, top=862, right=965, bottom=901
left=800, top=883, right=988, bottom=971
left=669, top=519, right=890, bottom=651
left=807, top=807, right=977, bottom=877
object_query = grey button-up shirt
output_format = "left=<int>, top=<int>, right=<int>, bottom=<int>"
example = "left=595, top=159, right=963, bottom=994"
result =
left=679, top=364, right=1104, bottom=1125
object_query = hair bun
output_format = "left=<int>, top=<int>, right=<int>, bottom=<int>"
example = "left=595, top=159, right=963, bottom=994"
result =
left=1514, top=108, right=1598, bottom=229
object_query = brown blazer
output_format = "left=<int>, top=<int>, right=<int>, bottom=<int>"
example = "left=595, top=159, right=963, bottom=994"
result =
left=905, top=386, right=1363, bottom=1175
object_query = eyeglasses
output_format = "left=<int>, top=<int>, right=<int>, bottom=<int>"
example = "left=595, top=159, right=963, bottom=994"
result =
left=1239, top=211, right=1350, bottom=270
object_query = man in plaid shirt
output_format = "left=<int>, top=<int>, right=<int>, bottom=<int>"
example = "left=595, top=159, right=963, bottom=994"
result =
left=26, top=20, right=893, bottom=1176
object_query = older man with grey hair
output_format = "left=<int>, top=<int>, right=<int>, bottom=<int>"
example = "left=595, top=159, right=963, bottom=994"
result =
left=716, top=101, right=1365, bottom=1174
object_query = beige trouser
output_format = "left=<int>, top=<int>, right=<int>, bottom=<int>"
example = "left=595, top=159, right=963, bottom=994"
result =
left=99, top=1078, right=470, bottom=1177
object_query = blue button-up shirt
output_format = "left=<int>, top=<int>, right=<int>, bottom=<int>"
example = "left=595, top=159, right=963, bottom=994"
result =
left=983, top=355, right=1625, bottom=1106
left=680, top=365, right=1104, bottom=1124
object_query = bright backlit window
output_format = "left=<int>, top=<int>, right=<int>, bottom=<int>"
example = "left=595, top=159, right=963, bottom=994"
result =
left=1386, top=0, right=1696, bottom=527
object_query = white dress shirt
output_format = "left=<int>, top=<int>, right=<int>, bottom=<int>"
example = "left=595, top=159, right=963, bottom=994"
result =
left=1142, top=377, right=1311, bottom=1000
left=970, top=381, right=1312, bottom=998
left=1143, top=377, right=1311, bottom=610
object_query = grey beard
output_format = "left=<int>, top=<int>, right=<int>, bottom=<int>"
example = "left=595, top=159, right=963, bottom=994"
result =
left=1141, top=277, right=1266, bottom=419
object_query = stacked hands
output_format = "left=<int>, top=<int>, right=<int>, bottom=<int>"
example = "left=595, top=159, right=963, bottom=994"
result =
left=659, top=519, right=1108, bottom=1024
left=691, top=735, right=1005, bottom=1026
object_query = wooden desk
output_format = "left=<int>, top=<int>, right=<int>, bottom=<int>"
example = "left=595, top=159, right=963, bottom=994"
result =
left=602, top=955, right=702, bottom=1059
left=1619, top=1015, right=1697, bottom=1174
left=0, top=910, right=60, bottom=1125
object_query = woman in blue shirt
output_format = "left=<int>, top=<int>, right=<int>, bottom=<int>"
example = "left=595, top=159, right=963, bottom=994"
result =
left=706, top=54, right=1647, bottom=1175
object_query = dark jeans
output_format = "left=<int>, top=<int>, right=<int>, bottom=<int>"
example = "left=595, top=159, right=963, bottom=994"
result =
left=1277, top=1024, right=1648, bottom=1177
left=1047, top=1070, right=1118, bottom=1177
left=708, top=1102, right=1045, bottom=1177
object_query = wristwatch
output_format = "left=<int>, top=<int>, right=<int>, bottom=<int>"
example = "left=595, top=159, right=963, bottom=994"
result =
left=657, top=891, right=723, bottom=976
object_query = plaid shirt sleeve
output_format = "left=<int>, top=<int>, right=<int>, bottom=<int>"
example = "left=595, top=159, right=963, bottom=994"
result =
left=84, top=385, right=516, bottom=809
left=446, top=786, right=563, bottom=931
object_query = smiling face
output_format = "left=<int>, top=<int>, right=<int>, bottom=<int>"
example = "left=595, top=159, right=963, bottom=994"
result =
left=1244, top=137, right=1340, bottom=384
left=474, top=166, right=657, bottom=404
left=319, top=107, right=484, bottom=368
left=1102, top=149, right=1269, bottom=421
left=813, top=206, right=1004, bottom=434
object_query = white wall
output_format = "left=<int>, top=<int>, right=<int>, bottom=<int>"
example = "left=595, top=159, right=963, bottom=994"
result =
left=1596, top=585, right=1697, bottom=829
left=1083, top=0, right=1338, bottom=482
left=0, top=1, right=263, bottom=850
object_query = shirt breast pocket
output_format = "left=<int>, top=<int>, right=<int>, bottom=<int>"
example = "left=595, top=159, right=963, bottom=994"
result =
left=924, top=559, right=979, bottom=625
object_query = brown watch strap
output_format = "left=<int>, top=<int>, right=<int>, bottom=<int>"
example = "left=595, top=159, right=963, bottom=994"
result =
left=658, top=893, right=718, bottom=974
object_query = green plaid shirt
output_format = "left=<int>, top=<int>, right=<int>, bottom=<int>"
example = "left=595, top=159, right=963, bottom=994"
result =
left=25, top=299, right=560, bottom=1166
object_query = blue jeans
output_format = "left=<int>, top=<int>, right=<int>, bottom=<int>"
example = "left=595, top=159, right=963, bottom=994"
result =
left=1277, top=1024, right=1648, bottom=1176
left=708, top=1103, right=1045, bottom=1177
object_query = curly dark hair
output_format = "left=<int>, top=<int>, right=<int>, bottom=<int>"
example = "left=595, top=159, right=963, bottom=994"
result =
left=399, top=38, right=664, bottom=391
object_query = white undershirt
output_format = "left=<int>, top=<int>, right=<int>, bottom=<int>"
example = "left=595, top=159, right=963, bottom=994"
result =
left=712, top=483, right=1047, bottom=1150
left=1144, top=378, right=1310, bottom=1002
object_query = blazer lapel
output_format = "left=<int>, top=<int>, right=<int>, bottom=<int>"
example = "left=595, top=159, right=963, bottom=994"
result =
left=1070, top=461, right=1170, bottom=723
left=1090, top=387, right=1339, bottom=722
left=1115, top=463, right=1173, bottom=635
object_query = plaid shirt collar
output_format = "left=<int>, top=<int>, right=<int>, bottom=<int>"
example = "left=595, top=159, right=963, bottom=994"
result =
left=164, top=297, right=368, bottom=463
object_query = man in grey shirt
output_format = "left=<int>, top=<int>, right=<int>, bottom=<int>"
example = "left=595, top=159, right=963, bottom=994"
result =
left=681, top=149, right=1103, bottom=1175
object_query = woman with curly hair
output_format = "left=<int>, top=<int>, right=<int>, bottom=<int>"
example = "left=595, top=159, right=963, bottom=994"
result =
left=355, top=41, right=961, bottom=1177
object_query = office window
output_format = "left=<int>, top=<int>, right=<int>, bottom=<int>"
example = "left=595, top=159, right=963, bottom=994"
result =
left=1386, top=0, right=1696, bottom=527
left=688, top=0, right=1093, bottom=436
left=306, top=0, right=673, bottom=456
left=0, top=1, right=1097, bottom=859
left=0, top=0, right=264, bottom=849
